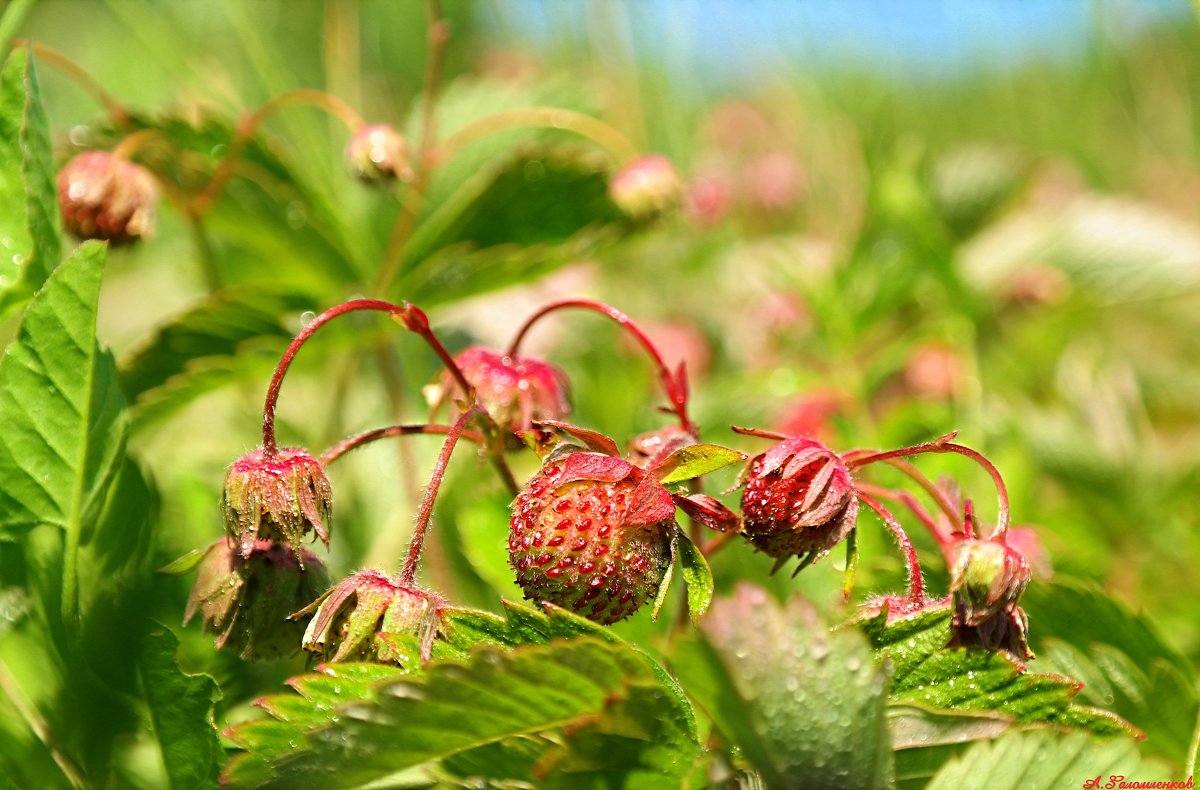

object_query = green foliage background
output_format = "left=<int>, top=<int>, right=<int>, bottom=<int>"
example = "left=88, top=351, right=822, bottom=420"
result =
left=0, top=1, right=1198, bottom=787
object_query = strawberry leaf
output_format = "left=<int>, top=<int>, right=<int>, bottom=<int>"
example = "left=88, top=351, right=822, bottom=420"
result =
left=856, top=602, right=1137, bottom=737
left=118, top=283, right=314, bottom=422
left=223, top=638, right=699, bottom=789
left=138, top=628, right=223, bottom=790
left=927, top=729, right=1172, bottom=789
left=670, top=584, right=893, bottom=788
left=0, top=47, right=60, bottom=316
left=1022, top=579, right=1199, bottom=764
left=655, top=443, right=746, bottom=485
left=0, top=243, right=127, bottom=617
left=674, top=528, right=713, bottom=622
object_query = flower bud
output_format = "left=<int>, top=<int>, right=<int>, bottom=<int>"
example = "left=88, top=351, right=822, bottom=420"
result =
left=428, top=346, right=570, bottom=443
left=300, top=569, right=444, bottom=664
left=947, top=536, right=1034, bottom=661
left=222, top=448, right=332, bottom=563
left=948, top=537, right=1030, bottom=625
left=58, top=151, right=158, bottom=245
left=184, top=540, right=329, bottom=661
left=609, top=155, right=683, bottom=221
left=345, top=124, right=413, bottom=184
left=738, top=436, right=857, bottom=566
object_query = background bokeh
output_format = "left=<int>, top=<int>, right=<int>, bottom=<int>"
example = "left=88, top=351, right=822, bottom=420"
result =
left=4, top=1, right=1200, bottom=785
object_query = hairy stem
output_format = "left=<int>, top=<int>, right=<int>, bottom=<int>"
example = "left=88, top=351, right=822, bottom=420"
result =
left=846, top=434, right=1010, bottom=536
left=854, top=481, right=952, bottom=549
left=320, top=423, right=485, bottom=466
left=399, top=405, right=482, bottom=585
left=857, top=492, right=925, bottom=602
left=0, top=659, right=86, bottom=788
left=506, top=298, right=695, bottom=434
left=262, top=299, right=471, bottom=455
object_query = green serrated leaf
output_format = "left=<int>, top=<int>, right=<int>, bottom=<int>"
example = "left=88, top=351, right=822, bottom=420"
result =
left=887, top=703, right=1011, bottom=749
left=656, top=444, right=746, bottom=485
left=0, top=242, right=126, bottom=623
left=857, top=603, right=1136, bottom=737
left=440, top=600, right=616, bottom=652
left=139, top=628, right=223, bottom=790
left=118, top=283, right=315, bottom=404
left=1023, top=579, right=1199, bottom=764
left=223, top=637, right=697, bottom=790
left=674, top=529, right=713, bottom=622
left=536, top=682, right=705, bottom=789
left=927, top=729, right=1172, bottom=789
left=221, top=661, right=405, bottom=788
left=0, top=47, right=60, bottom=315
left=672, top=584, right=893, bottom=790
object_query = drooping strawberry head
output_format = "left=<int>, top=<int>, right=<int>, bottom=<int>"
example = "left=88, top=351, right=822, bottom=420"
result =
left=222, top=447, right=333, bottom=564
left=344, top=123, right=413, bottom=184
left=300, top=568, right=444, bottom=665
left=430, top=346, right=570, bottom=443
left=508, top=449, right=674, bottom=625
left=184, top=539, right=330, bottom=661
left=739, top=436, right=857, bottom=563
left=58, top=151, right=158, bottom=245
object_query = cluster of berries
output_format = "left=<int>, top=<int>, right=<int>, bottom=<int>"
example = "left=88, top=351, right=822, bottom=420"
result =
left=167, top=288, right=1034, bottom=667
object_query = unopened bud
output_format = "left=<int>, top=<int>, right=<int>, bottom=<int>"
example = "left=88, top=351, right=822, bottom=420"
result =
left=222, top=448, right=332, bottom=563
left=609, top=155, right=683, bottom=221
left=300, top=569, right=444, bottom=664
left=58, top=151, right=158, bottom=245
left=184, top=539, right=329, bottom=661
left=345, top=124, right=413, bottom=184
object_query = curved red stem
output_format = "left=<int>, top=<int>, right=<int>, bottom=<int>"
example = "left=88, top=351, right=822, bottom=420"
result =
left=845, top=434, right=1010, bottom=537
left=505, top=299, right=694, bottom=435
left=262, top=299, right=472, bottom=455
left=399, top=405, right=483, bottom=585
left=857, top=492, right=925, bottom=602
left=319, top=423, right=485, bottom=466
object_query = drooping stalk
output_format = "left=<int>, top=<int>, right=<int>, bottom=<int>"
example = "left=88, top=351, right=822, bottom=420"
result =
left=399, top=405, right=482, bottom=585
left=857, top=492, right=925, bottom=603
left=854, top=481, right=952, bottom=549
left=262, top=299, right=472, bottom=455
left=845, top=434, right=1010, bottom=536
left=319, top=423, right=485, bottom=466
left=506, top=298, right=695, bottom=434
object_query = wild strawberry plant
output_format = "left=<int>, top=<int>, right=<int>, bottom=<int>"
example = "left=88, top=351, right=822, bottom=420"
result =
left=0, top=4, right=1197, bottom=789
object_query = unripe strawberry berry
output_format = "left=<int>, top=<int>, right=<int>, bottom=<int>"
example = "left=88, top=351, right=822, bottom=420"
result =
left=57, top=151, right=157, bottom=245
left=609, top=155, right=683, bottom=221
left=430, top=346, right=570, bottom=442
left=301, top=569, right=444, bottom=664
left=509, top=451, right=674, bottom=624
left=222, top=448, right=332, bottom=564
left=739, top=436, right=857, bottom=563
left=184, top=539, right=329, bottom=661
left=345, top=124, right=413, bottom=184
